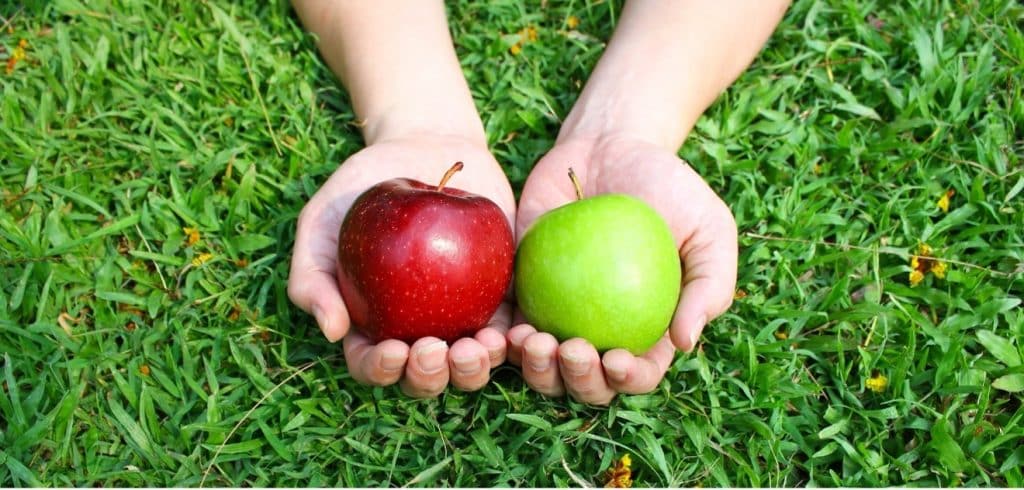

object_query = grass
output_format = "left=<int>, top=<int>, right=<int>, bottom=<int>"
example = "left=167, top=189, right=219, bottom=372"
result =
left=1, top=0, right=1023, bottom=486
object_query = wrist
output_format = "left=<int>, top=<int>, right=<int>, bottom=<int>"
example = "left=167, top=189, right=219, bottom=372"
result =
left=558, top=86, right=694, bottom=152
left=362, top=126, right=489, bottom=156
left=364, top=101, right=487, bottom=147
left=364, top=113, right=487, bottom=148
left=561, top=92, right=696, bottom=151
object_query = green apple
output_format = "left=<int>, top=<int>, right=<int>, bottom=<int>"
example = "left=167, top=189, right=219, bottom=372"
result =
left=515, top=192, right=681, bottom=355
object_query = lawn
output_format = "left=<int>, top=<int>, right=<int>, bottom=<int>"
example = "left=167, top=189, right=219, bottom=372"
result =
left=2, top=0, right=1023, bottom=486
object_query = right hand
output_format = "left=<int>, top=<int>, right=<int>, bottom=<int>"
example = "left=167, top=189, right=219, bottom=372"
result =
left=288, top=134, right=517, bottom=397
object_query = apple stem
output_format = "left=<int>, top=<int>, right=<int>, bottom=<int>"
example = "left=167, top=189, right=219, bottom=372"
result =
left=568, top=167, right=584, bottom=201
left=437, top=161, right=464, bottom=192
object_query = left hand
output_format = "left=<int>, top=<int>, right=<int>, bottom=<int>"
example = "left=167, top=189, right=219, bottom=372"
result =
left=507, top=133, right=738, bottom=405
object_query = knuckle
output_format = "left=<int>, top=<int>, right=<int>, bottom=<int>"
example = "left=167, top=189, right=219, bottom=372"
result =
left=347, top=367, right=371, bottom=385
left=568, top=382, right=603, bottom=399
left=572, top=389, right=615, bottom=406
left=365, top=368, right=403, bottom=387
left=406, top=369, right=449, bottom=395
left=404, top=382, right=446, bottom=399
left=526, top=377, right=564, bottom=397
left=452, top=375, right=488, bottom=392
left=365, top=376, right=397, bottom=387
left=624, top=379, right=659, bottom=396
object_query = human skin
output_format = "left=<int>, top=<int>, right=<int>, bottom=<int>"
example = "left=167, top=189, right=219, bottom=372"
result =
left=507, top=0, right=792, bottom=405
left=288, top=0, right=790, bottom=402
left=288, top=0, right=516, bottom=397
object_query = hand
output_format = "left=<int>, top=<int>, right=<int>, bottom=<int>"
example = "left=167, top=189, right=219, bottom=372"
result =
left=288, top=134, right=517, bottom=397
left=508, top=134, right=738, bottom=405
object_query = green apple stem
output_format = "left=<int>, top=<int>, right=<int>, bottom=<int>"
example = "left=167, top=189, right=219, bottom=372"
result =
left=437, top=161, right=464, bottom=191
left=568, top=167, right=584, bottom=201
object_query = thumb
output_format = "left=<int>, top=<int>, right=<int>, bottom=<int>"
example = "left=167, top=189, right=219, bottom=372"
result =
left=669, top=211, right=738, bottom=352
left=288, top=268, right=351, bottom=343
left=515, top=158, right=581, bottom=240
left=288, top=208, right=352, bottom=342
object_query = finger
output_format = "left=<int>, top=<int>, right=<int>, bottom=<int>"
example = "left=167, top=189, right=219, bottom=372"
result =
left=505, top=323, right=537, bottom=367
left=288, top=205, right=350, bottom=342
left=342, top=332, right=408, bottom=386
left=514, top=159, right=581, bottom=240
left=521, top=331, right=564, bottom=397
left=601, top=336, right=676, bottom=394
left=558, top=338, right=615, bottom=405
left=448, top=338, right=491, bottom=392
left=475, top=302, right=512, bottom=368
left=475, top=327, right=507, bottom=369
left=287, top=260, right=350, bottom=342
left=400, top=337, right=450, bottom=398
left=671, top=206, right=738, bottom=352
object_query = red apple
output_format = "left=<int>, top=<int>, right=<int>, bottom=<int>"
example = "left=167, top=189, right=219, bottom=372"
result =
left=336, top=162, right=514, bottom=344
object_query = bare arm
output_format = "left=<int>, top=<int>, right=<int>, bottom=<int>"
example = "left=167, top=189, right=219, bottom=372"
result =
left=289, top=1, right=515, bottom=397
left=561, top=0, right=791, bottom=150
left=509, top=1, right=790, bottom=405
left=292, top=0, right=485, bottom=145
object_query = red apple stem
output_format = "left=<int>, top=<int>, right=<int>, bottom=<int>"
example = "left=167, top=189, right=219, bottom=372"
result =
left=568, top=167, right=584, bottom=200
left=437, top=161, right=464, bottom=192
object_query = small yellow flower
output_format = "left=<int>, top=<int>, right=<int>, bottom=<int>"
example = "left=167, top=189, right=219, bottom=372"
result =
left=909, top=243, right=947, bottom=286
left=909, top=269, right=925, bottom=287
left=567, top=15, right=580, bottom=29
left=524, top=26, right=538, bottom=42
left=183, top=226, right=200, bottom=247
left=192, top=252, right=214, bottom=267
left=603, top=454, right=633, bottom=488
left=510, top=25, right=539, bottom=55
left=936, top=189, right=954, bottom=213
left=139, top=364, right=151, bottom=377
left=6, top=39, right=29, bottom=74
left=866, top=372, right=888, bottom=393
left=774, top=330, right=788, bottom=340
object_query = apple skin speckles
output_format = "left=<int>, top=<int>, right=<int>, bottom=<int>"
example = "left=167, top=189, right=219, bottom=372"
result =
left=337, top=172, right=513, bottom=344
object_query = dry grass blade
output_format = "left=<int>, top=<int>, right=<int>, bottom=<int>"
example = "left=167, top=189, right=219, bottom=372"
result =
left=199, top=360, right=321, bottom=487
left=743, top=232, right=1018, bottom=278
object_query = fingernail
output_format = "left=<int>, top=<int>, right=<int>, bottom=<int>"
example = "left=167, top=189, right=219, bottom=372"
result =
left=487, top=345, right=504, bottom=363
left=525, top=345, right=550, bottom=371
left=312, top=305, right=334, bottom=341
left=560, top=351, right=588, bottom=377
left=381, top=350, right=405, bottom=371
left=452, top=355, right=480, bottom=376
left=689, top=315, right=706, bottom=350
left=603, top=359, right=627, bottom=382
left=417, top=341, right=448, bottom=375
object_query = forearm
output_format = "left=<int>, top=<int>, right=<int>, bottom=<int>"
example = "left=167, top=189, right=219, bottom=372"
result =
left=292, top=0, right=484, bottom=145
left=560, top=0, right=790, bottom=151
